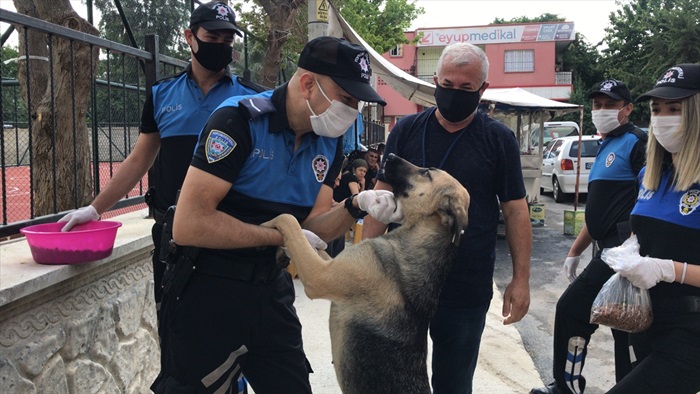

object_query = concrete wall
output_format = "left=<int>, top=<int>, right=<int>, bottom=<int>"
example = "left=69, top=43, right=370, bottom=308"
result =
left=0, top=211, right=158, bottom=393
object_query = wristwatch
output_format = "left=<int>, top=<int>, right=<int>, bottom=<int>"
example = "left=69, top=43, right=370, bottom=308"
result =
left=344, top=194, right=368, bottom=219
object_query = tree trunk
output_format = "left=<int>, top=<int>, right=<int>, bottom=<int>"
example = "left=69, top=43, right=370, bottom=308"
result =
left=13, top=0, right=99, bottom=216
left=257, top=0, right=302, bottom=88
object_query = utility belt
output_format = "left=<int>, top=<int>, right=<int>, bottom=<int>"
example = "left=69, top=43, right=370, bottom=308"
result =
left=596, top=221, right=633, bottom=250
left=596, top=236, right=623, bottom=250
left=653, top=296, right=700, bottom=314
left=196, top=253, right=281, bottom=284
left=153, top=207, right=168, bottom=225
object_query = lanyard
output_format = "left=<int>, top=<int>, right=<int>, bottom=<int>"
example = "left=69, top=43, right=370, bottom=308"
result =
left=422, top=107, right=470, bottom=169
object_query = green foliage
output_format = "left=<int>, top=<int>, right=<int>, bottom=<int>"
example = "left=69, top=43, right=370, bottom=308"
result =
left=557, top=75, right=594, bottom=134
left=94, top=0, right=189, bottom=58
left=601, top=0, right=700, bottom=123
left=491, top=13, right=565, bottom=24
left=338, top=0, right=424, bottom=54
left=234, top=0, right=423, bottom=84
left=1, top=46, right=28, bottom=127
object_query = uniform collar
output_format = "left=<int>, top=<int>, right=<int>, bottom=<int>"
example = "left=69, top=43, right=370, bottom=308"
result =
left=268, top=83, right=318, bottom=140
left=184, top=63, right=234, bottom=84
left=608, top=122, right=635, bottom=138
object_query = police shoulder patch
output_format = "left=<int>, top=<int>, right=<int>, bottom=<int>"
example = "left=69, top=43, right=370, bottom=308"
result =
left=241, top=96, right=275, bottom=119
left=206, top=130, right=237, bottom=164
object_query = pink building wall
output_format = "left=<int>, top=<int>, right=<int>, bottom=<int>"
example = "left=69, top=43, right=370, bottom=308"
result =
left=484, top=42, right=556, bottom=88
left=378, top=32, right=424, bottom=129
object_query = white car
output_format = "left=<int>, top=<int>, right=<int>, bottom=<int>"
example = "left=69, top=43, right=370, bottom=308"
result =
left=541, top=135, right=601, bottom=202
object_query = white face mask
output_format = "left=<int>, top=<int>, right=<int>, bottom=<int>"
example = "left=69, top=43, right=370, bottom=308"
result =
left=591, top=109, right=622, bottom=134
left=306, top=79, right=358, bottom=138
left=651, top=115, right=683, bottom=153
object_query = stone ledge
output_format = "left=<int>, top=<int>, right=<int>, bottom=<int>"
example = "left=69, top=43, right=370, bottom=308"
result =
left=0, top=210, right=154, bottom=309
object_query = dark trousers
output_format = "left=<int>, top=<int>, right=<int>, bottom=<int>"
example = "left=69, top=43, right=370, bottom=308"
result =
left=151, top=222, right=166, bottom=305
left=607, top=308, right=700, bottom=393
left=326, top=235, right=346, bottom=258
left=154, top=268, right=311, bottom=394
left=552, top=255, right=632, bottom=393
left=430, top=301, right=490, bottom=394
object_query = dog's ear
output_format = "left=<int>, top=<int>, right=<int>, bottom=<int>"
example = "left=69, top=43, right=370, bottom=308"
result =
left=438, top=195, right=468, bottom=246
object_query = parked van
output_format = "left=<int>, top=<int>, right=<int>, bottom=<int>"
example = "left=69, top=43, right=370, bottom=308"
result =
left=529, top=121, right=580, bottom=148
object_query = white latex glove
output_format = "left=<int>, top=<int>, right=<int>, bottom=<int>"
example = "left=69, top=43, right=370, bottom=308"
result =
left=616, top=256, right=676, bottom=290
left=356, top=190, right=404, bottom=224
left=601, top=236, right=675, bottom=289
left=58, top=205, right=99, bottom=232
left=564, top=256, right=581, bottom=283
left=283, top=229, right=327, bottom=258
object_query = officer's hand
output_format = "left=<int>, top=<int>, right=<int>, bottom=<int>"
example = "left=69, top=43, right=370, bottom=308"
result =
left=616, top=256, right=675, bottom=290
left=356, top=190, right=403, bottom=224
left=283, top=229, right=327, bottom=258
left=563, top=256, right=580, bottom=283
left=58, top=205, right=100, bottom=232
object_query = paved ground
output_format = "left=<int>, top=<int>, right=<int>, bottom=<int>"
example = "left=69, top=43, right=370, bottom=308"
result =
left=494, top=192, right=617, bottom=393
left=294, top=279, right=543, bottom=394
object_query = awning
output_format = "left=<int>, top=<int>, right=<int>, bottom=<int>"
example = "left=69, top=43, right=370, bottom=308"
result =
left=327, top=2, right=582, bottom=115
left=327, top=3, right=436, bottom=108
left=481, top=87, right=580, bottom=112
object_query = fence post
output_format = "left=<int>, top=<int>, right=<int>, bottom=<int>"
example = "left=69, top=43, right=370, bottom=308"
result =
left=143, top=34, right=159, bottom=218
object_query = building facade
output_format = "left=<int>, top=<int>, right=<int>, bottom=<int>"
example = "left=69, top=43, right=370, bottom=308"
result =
left=378, top=22, right=576, bottom=129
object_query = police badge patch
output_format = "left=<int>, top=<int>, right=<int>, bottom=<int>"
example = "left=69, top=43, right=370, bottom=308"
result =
left=679, top=189, right=700, bottom=216
left=605, top=152, right=616, bottom=167
left=312, top=155, right=329, bottom=182
left=206, top=130, right=237, bottom=163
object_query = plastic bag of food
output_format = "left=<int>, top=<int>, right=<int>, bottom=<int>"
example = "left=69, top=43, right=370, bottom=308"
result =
left=590, top=273, right=653, bottom=333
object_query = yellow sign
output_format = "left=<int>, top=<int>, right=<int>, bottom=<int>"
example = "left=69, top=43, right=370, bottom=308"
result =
left=316, top=0, right=329, bottom=22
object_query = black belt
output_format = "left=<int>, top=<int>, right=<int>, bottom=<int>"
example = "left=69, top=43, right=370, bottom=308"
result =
left=196, top=256, right=281, bottom=284
left=653, top=296, right=700, bottom=313
left=596, top=235, right=622, bottom=250
left=153, top=207, right=167, bottom=225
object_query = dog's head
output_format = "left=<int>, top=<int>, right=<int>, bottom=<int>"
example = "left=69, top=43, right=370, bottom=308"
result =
left=382, top=154, right=470, bottom=244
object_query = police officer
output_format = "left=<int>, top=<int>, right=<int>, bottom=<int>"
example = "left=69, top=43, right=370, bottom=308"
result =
left=59, top=1, right=264, bottom=307
left=605, top=62, right=700, bottom=394
left=531, top=79, right=647, bottom=394
left=153, top=37, right=401, bottom=393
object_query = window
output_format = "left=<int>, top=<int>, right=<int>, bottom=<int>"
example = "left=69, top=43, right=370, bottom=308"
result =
left=504, top=50, right=534, bottom=72
left=390, top=44, right=403, bottom=57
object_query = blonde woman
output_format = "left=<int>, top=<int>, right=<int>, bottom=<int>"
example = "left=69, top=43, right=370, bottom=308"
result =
left=604, top=63, right=700, bottom=394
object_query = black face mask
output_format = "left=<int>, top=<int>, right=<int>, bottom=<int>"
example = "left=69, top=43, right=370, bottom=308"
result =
left=434, top=83, right=484, bottom=123
left=192, top=35, right=233, bottom=72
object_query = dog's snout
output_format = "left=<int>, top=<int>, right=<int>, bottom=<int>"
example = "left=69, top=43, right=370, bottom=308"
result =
left=386, top=153, right=397, bottom=162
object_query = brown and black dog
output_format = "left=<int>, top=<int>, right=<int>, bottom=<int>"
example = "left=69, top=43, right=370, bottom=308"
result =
left=263, top=154, right=470, bottom=394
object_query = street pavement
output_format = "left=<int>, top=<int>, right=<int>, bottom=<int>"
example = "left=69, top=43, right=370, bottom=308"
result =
left=494, top=192, right=617, bottom=393
left=294, top=279, right=543, bottom=394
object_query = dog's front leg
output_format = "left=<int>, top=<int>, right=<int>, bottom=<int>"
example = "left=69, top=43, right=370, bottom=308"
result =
left=261, top=214, right=334, bottom=299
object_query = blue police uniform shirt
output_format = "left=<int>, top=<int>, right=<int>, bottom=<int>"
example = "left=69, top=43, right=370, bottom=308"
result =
left=585, top=124, right=646, bottom=243
left=190, top=84, right=343, bottom=265
left=378, top=108, right=526, bottom=307
left=631, top=167, right=700, bottom=301
left=139, top=65, right=264, bottom=211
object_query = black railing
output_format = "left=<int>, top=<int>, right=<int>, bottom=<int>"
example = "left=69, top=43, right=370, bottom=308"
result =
left=0, top=10, right=193, bottom=237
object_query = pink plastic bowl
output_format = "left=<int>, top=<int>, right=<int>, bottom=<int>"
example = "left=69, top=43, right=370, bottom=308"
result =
left=20, top=221, right=123, bottom=265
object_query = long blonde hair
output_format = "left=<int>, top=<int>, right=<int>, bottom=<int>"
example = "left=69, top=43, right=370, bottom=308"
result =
left=643, top=93, right=700, bottom=191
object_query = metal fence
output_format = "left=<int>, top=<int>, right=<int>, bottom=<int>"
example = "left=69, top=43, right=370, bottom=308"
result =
left=0, top=8, right=385, bottom=238
left=0, top=9, right=187, bottom=238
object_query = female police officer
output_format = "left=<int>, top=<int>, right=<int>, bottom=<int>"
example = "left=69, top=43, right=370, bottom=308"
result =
left=604, top=63, right=700, bottom=394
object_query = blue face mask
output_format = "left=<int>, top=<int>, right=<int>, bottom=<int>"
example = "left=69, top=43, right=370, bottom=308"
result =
left=434, top=83, right=484, bottom=123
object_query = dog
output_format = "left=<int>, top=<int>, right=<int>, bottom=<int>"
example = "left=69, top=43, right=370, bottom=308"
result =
left=263, top=154, right=470, bottom=393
